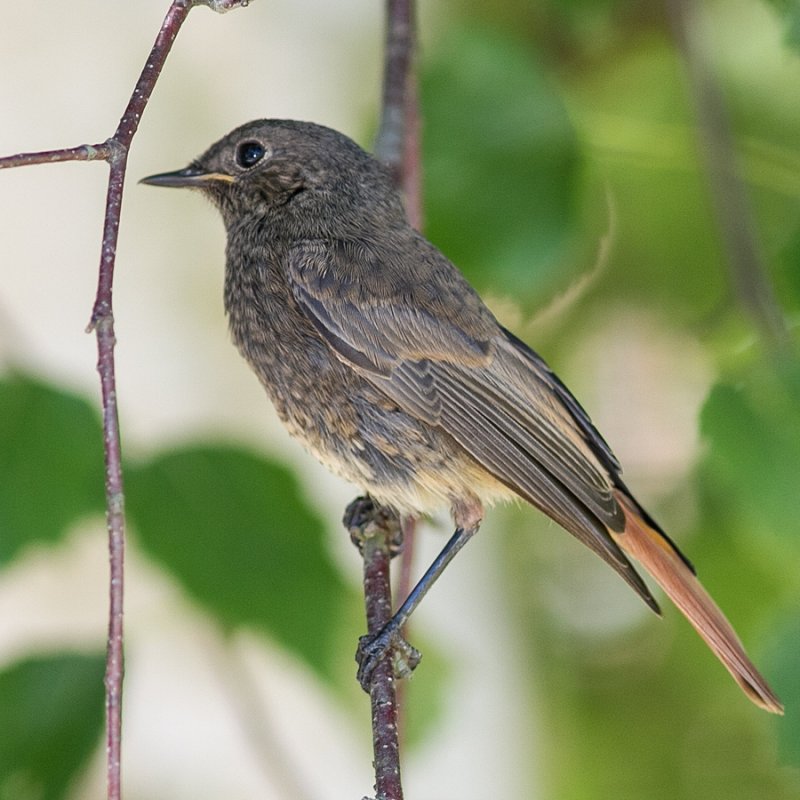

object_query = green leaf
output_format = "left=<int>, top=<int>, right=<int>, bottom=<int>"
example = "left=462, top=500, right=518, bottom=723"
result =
left=699, top=356, right=800, bottom=538
left=763, top=0, right=800, bottom=53
left=762, top=613, right=800, bottom=766
left=0, top=653, right=105, bottom=800
left=0, top=373, right=104, bottom=564
left=777, top=224, right=800, bottom=308
left=421, top=26, right=581, bottom=300
left=126, top=446, right=350, bottom=679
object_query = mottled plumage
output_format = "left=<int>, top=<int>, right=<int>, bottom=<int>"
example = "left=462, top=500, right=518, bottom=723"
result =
left=142, top=119, right=782, bottom=713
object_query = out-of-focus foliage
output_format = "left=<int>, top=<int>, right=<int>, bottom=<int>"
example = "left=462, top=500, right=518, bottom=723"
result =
left=126, top=445, right=352, bottom=680
left=0, top=654, right=105, bottom=800
left=764, top=0, right=800, bottom=51
left=422, top=26, right=582, bottom=299
left=421, top=2, right=799, bottom=798
left=0, top=373, right=104, bottom=564
left=0, top=375, right=356, bottom=794
left=701, top=358, right=800, bottom=541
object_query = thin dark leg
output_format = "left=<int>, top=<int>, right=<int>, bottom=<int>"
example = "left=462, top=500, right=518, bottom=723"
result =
left=357, top=523, right=480, bottom=690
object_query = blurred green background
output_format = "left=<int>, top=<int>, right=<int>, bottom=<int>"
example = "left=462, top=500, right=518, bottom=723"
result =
left=1, top=0, right=798, bottom=798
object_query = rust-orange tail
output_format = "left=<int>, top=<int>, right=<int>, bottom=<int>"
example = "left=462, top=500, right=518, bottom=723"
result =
left=611, top=490, right=783, bottom=714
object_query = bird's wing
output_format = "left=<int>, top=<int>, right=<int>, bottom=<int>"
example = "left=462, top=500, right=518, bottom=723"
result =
left=287, top=238, right=659, bottom=611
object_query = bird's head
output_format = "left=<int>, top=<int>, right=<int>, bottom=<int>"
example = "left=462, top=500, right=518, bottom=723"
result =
left=141, top=119, right=403, bottom=234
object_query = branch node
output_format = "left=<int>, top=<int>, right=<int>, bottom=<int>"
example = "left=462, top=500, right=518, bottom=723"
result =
left=195, top=0, right=254, bottom=13
left=86, top=302, right=113, bottom=335
left=344, top=496, right=403, bottom=557
left=104, top=137, right=128, bottom=166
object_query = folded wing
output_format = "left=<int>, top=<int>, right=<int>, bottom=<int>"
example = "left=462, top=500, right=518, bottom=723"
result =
left=288, top=237, right=658, bottom=610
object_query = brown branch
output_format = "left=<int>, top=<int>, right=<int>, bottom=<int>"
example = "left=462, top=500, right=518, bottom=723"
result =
left=0, top=2, right=254, bottom=798
left=345, top=498, right=405, bottom=800
left=362, top=538, right=404, bottom=800
left=0, top=143, right=110, bottom=169
left=90, top=6, right=199, bottom=797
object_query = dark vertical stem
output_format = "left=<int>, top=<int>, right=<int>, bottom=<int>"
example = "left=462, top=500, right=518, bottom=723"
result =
left=93, top=162, right=127, bottom=800
left=364, top=2, right=421, bottom=796
left=85, top=3, right=200, bottom=798
left=375, top=0, right=413, bottom=170
left=375, top=0, right=422, bottom=230
left=345, top=496, right=405, bottom=800
left=363, top=534, right=404, bottom=800
left=667, top=0, right=788, bottom=351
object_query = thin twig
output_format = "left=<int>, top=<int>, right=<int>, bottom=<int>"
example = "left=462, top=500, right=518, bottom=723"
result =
left=363, top=537, right=404, bottom=800
left=91, top=5, right=199, bottom=796
left=0, top=2, right=254, bottom=798
left=667, top=0, right=789, bottom=351
left=0, top=143, right=110, bottom=169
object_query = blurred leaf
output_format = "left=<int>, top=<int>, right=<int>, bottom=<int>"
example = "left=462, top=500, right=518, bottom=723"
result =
left=562, top=38, right=734, bottom=322
left=762, top=613, right=800, bottom=765
left=763, top=0, right=800, bottom=52
left=127, top=446, right=350, bottom=679
left=421, top=26, right=581, bottom=300
left=0, top=373, right=104, bottom=564
left=777, top=225, right=800, bottom=307
left=700, top=355, right=800, bottom=538
left=0, top=653, right=105, bottom=800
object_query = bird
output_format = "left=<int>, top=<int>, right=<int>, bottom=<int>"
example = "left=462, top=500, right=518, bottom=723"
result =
left=141, top=118, right=782, bottom=713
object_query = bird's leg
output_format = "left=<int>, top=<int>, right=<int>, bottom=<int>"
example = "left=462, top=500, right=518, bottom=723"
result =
left=356, top=521, right=481, bottom=691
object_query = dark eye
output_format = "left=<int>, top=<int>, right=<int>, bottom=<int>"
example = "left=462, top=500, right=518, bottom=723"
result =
left=236, top=140, right=267, bottom=168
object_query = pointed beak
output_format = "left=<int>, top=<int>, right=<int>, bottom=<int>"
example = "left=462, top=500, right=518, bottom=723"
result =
left=139, top=165, right=235, bottom=188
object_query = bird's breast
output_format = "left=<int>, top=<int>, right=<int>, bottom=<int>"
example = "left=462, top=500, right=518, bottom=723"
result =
left=220, top=245, right=503, bottom=514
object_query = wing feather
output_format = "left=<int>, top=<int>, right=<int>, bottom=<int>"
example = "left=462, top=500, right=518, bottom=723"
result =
left=287, top=239, right=658, bottom=610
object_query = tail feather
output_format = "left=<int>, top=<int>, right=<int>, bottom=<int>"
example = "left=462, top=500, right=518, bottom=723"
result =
left=611, top=490, right=783, bottom=715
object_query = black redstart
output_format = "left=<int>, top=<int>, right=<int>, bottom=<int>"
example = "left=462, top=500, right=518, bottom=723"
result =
left=142, top=119, right=782, bottom=713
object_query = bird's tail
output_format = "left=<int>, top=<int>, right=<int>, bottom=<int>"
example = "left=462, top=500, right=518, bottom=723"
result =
left=610, top=490, right=783, bottom=714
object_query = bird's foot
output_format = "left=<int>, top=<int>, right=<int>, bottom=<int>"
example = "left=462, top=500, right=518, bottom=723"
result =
left=356, top=626, right=421, bottom=692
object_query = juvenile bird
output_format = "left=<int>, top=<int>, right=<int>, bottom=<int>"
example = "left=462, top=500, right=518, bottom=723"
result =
left=142, top=119, right=782, bottom=713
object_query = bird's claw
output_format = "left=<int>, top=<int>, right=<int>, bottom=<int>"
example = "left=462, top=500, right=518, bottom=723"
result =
left=356, top=627, right=421, bottom=692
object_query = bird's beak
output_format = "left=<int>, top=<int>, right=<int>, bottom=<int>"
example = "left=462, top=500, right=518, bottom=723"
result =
left=139, top=165, right=235, bottom=188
